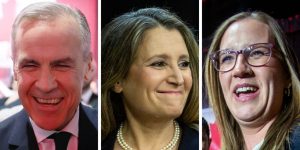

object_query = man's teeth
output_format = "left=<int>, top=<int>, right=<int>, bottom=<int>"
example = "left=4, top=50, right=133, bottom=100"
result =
left=235, top=87, right=257, bottom=94
left=36, top=98, right=61, bottom=104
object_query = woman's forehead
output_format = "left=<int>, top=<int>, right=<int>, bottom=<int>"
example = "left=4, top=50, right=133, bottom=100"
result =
left=219, top=18, right=270, bottom=50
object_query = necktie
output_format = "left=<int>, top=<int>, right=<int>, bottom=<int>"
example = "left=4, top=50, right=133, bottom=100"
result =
left=48, top=132, right=71, bottom=150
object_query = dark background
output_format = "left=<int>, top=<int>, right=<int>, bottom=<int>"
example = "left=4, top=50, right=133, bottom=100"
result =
left=101, top=0, right=300, bottom=109
left=203, top=0, right=300, bottom=108
left=101, top=0, right=199, bottom=39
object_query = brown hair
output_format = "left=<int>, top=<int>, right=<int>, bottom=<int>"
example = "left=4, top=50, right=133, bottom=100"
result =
left=102, top=7, right=199, bottom=139
left=205, top=11, right=300, bottom=149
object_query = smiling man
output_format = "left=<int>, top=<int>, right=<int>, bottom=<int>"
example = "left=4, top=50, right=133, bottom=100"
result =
left=0, top=2, right=97, bottom=150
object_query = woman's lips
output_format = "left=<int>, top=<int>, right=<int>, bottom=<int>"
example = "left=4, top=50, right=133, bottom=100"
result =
left=233, top=84, right=259, bottom=102
left=157, top=90, right=182, bottom=94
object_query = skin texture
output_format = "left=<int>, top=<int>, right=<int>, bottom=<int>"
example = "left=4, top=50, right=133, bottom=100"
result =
left=219, top=18, right=289, bottom=128
left=117, top=26, right=192, bottom=122
left=113, top=27, right=192, bottom=149
left=14, top=16, right=91, bottom=130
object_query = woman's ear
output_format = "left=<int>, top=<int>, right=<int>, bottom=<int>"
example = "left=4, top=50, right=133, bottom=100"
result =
left=113, top=82, right=123, bottom=93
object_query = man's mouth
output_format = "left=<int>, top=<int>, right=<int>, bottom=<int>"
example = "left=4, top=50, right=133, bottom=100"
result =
left=34, top=97, right=63, bottom=105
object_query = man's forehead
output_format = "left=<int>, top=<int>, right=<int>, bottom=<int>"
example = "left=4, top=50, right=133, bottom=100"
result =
left=15, top=17, right=81, bottom=48
left=19, top=15, right=76, bottom=29
left=22, top=56, right=75, bottom=62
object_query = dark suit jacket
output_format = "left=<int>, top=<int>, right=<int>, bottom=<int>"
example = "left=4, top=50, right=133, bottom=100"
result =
left=0, top=103, right=98, bottom=150
left=102, top=122, right=199, bottom=150
left=88, top=93, right=98, bottom=110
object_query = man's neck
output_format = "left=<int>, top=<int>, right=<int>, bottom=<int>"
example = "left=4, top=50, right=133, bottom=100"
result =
left=29, top=106, right=79, bottom=143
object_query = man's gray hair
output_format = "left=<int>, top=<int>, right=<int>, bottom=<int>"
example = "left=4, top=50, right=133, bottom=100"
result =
left=11, top=2, right=91, bottom=60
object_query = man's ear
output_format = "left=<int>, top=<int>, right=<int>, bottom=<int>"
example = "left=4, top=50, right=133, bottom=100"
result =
left=13, top=66, right=18, bottom=81
left=113, top=82, right=123, bottom=93
left=84, top=54, right=94, bottom=81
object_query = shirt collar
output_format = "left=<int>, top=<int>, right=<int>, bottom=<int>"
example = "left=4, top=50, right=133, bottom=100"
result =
left=81, top=88, right=93, bottom=104
left=30, top=106, right=79, bottom=143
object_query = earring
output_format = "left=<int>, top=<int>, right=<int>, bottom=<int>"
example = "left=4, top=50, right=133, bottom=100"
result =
left=113, top=82, right=123, bottom=93
left=284, top=83, right=292, bottom=97
left=284, top=88, right=290, bottom=97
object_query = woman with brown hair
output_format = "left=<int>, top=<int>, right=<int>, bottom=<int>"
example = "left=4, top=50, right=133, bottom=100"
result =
left=102, top=7, right=199, bottom=150
left=205, top=11, right=300, bottom=149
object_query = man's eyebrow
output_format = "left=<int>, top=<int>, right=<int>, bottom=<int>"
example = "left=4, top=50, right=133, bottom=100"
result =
left=18, top=57, right=76, bottom=66
left=18, top=58, right=38, bottom=65
left=50, top=57, right=75, bottom=65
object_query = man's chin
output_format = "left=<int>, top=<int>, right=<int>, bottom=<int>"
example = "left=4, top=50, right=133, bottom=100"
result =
left=35, top=119, right=66, bottom=131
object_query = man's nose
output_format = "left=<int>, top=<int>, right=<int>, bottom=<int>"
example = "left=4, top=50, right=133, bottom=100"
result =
left=35, top=69, right=57, bottom=92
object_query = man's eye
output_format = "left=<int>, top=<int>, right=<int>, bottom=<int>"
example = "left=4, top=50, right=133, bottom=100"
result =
left=21, top=64, right=38, bottom=69
left=23, top=64, right=36, bottom=68
left=57, top=64, right=70, bottom=68
left=55, top=64, right=71, bottom=71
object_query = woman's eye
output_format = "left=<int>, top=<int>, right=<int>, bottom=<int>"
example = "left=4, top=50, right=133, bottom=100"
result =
left=150, top=61, right=167, bottom=67
left=250, top=49, right=265, bottom=58
left=220, top=54, right=235, bottom=64
left=179, top=61, right=190, bottom=68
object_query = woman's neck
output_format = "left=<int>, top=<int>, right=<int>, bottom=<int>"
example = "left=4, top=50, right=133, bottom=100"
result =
left=116, top=119, right=177, bottom=150
left=240, top=117, right=276, bottom=150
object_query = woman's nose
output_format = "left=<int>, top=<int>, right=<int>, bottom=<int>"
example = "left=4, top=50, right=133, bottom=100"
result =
left=167, top=67, right=184, bottom=86
left=232, top=55, right=253, bottom=77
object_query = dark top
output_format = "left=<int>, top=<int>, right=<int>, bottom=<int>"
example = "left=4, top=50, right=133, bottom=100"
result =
left=101, top=122, right=199, bottom=150
left=287, top=122, right=300, bottom=149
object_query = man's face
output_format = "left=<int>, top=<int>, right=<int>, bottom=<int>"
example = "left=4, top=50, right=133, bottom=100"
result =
left=14, top=17, right=90, bottom=130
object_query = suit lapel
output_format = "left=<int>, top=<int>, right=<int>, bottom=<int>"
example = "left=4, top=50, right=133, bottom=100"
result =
left=88, top=93, right=98, bottom=109
left=7, top=110, right=32, bottom=150
left=27, top=123, right=39, bottom=150
left=78, top=104, right=98, bottom=150
left=7, top=104, right=98, bottom=150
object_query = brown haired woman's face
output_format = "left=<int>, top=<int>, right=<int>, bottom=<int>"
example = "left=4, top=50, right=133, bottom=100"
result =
left=115, top=27, right=192, bottom=121
left=218, top=18, right=289, bottom=127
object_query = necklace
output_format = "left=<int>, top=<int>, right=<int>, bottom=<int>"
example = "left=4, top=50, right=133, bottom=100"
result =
left=117, top=121, right=181, bottom=150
